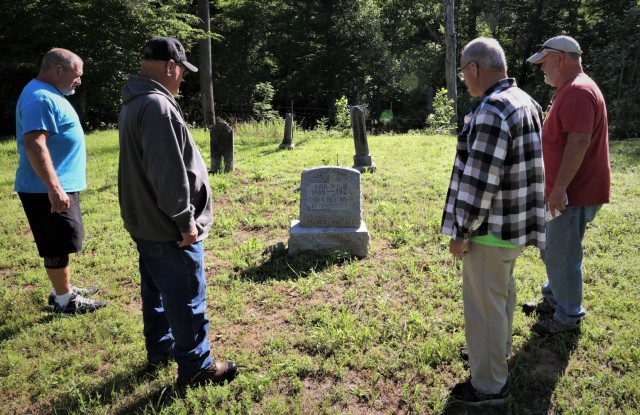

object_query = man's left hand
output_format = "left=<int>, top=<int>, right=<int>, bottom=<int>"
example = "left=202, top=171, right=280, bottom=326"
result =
left=449, top=239, right=469, bottom=258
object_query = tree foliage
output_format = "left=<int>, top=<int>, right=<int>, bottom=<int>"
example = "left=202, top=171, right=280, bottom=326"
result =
left=586, top=2, right=640, bottom=138
left=0, top=0, right=202, bottom=132
left=0, top=0, right=638, bottom=138
left=251, top=82, right=279, bottom=121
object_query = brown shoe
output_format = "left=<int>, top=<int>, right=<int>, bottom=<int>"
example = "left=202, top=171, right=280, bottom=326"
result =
left=522, top=298, right=555, bottom=316
left=176, top=361, right=239, bottom=386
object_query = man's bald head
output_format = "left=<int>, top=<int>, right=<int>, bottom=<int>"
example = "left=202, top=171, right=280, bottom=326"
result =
left=41, top=48, right=82, bottom=72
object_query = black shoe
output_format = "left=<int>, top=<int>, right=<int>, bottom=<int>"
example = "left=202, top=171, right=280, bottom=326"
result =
left=176, top=361, right=239, bottom=386
left=532, top=318, right=581, bottom=336
left=522, top=298, right=555, bottom=316
left=53, top=293, right=106, bottom=314
left=48, top=285, right=100, bottom=306
left=450, top=380, right=509, bottom=406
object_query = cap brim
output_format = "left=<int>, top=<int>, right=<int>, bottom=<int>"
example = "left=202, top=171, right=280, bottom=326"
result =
left=527, top=50, right=549, bottom=64
left=182, top=61, right=198, bottom=72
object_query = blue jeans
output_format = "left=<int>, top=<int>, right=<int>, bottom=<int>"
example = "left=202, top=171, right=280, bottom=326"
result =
left=540, top=205, right=601, bottom=324
left=132, top=237, right=212, bottom=375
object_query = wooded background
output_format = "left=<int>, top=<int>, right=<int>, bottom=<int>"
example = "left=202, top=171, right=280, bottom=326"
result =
left=1, top=0, right=638, bottom=138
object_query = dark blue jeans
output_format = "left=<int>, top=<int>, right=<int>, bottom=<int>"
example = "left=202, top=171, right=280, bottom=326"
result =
left=132, top=236, right=212, bottom=376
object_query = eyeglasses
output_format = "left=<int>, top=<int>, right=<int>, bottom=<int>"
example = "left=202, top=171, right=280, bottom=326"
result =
left=178, top=63, right=190, bottom=77
left=457, top=61, right=475, bottom=81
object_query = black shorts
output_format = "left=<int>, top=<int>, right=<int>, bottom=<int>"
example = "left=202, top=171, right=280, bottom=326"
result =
left=18, top=192, right=84, bottom=258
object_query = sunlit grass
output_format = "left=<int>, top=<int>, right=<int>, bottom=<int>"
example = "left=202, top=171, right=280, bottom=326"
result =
left=0, top=130, right=638, bottom=414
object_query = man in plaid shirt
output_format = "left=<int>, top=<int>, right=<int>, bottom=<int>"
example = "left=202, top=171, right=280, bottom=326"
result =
left=441, top=38, right=545, bottom=406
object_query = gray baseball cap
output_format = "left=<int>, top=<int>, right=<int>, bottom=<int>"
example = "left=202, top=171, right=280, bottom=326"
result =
left=527, top=35, right=582, bottom=64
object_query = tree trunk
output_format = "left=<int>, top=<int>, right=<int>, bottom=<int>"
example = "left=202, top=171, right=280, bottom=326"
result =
left=443, top=0, right=457, bottom=124
left=518, top=0, right=545, bottom=89
left=198, top=0, right=215, bottom=128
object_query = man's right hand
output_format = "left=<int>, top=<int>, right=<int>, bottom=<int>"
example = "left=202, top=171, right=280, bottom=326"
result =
left=178, top=228, right=198, bottom=247
left=547, top=187, right=568, bottom=218
left=48, top=187, right=70, bottom=213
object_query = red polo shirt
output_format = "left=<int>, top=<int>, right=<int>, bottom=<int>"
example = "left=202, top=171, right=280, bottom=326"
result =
left=542, top=73, right=611, bottom=206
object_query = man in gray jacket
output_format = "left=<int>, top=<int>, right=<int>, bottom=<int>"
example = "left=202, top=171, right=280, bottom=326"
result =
left=118, top=37, right=237, bottom=387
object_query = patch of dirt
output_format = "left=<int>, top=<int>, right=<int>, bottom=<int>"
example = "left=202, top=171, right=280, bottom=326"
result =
left=296, top=374, right=412, bottom=415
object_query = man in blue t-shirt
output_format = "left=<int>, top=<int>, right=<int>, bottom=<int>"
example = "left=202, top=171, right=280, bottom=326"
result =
left=15, top=48, right=105, bottom=314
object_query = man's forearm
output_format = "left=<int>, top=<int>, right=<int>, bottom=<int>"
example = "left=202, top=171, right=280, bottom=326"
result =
left=553, top=132, right=591, bottom=192
left=23, top=131, right=62, bottom=191
left=23, top=131, right=70, bottom=212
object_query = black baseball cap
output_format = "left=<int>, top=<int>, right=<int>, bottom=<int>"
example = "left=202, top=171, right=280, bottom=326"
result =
left=140, top=37, right=198, bottom=72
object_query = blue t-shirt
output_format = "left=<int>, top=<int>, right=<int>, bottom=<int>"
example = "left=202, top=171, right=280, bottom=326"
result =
left=15, top=79, right=86, bottom=193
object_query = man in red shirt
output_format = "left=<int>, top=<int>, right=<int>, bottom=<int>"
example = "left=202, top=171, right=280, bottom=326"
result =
left=525, top=35, right=611, bottom=335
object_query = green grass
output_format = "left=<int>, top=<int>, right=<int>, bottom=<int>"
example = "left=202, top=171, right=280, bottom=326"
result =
left=0, top=127, right=638, bottom=415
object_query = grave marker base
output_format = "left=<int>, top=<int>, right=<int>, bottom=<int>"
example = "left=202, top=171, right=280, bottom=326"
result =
left=287, top=220, right=369, bottom=258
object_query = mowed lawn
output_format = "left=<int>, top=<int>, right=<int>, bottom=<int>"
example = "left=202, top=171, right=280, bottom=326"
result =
left=0, top=127, right=638, bottom=415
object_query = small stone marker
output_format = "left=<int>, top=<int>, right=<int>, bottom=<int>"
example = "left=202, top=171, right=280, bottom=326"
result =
left=210, top=122, right=234, bottom=173
left=288, top=166, right=370, bottom=257
left=279, top=113, right=295, bottom=150
left=350, top=105, right=376, bottom=173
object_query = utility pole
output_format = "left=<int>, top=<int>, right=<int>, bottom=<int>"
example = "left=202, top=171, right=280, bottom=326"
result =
left=443, top=0, right=457, bottom=124
left=198, top=0, right=215, bottom=128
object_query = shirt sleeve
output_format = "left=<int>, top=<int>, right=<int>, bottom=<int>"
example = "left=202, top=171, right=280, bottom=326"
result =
left=21, top=98, right=58, bottom=136
left=559, top=88, right=596, bottom=135
left=141, top=116, right=196, bottom=233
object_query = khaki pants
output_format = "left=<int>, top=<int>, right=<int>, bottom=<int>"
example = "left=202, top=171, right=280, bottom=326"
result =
left=462, top=242, right=522, bottom=394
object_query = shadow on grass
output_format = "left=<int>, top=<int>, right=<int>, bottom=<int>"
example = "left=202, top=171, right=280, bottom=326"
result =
left=254, top=134, right=314, bottom=157
left=0, top=307, right=59, bottom=344
left=44, top=364, right=180, bottom=415
left=239, top=249, right=357, bottom=283
left=111, top=378, right=181, bottom=415
left=442, top=328, right=580, bottom=415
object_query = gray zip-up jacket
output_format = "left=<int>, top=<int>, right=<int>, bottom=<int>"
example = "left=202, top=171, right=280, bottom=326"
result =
left=118, top=75, right=212, bottom=242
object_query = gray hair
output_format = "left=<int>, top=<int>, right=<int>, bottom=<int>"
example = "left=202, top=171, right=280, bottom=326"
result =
left=461, top=37, right=507, bottom=71
left=41, top=48, right=82, bottom=71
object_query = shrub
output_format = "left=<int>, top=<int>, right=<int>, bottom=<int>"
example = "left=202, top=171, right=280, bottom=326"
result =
left=252, top=82, right=280, bottom=121
left=333, top=95, right=351, bottom=137
left=426, top=88, right=455, bottom=135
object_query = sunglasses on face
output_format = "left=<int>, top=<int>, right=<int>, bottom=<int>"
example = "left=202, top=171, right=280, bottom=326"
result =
left=538, top=45, right=565, bottom=54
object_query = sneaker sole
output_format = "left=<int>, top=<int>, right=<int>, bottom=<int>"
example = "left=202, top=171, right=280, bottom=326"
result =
left=451, top=394, right=509, bottom=407
left=466, top=396, right=509, bottom=407
left=54, top=306, right=106, bottom=315
left=48, top=286, right=100, bottom=306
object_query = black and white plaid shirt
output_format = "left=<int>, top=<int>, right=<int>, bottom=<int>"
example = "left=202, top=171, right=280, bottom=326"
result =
left=441, top=79, right=546, bottom=249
